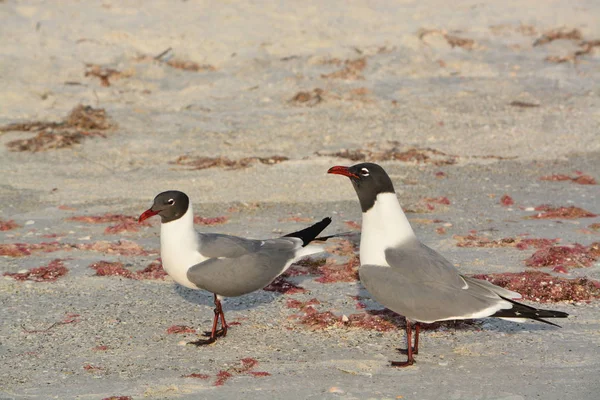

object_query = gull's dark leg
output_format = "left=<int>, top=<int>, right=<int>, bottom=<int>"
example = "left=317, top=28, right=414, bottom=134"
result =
left=391, top=320, right=416, bottom=367
left=413, top=323, right=420, bottom=355
left=188, top=294, right=222, bottom=346
left=217, top=298, right=228, bottom=337
left=202, top=294, right=229, bottom=338
left=396, top=321, right=420, bottom=355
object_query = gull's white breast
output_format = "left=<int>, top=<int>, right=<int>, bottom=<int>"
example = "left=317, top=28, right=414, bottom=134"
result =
left=160, top=207, right=207, bottom=289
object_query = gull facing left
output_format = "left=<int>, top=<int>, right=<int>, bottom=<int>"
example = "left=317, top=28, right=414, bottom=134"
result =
left=328, top=163, right=569, bottom=366
left=139, top=190, right=331, bottom=345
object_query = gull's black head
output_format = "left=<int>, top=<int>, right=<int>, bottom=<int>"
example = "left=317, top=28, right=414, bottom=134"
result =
left=328, top=162, right=395, bottom=212
left=139, top=190, right=190, bottom=223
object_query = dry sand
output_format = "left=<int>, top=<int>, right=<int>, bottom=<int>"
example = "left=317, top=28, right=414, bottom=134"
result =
left=1, top=1, right=599, bottom=399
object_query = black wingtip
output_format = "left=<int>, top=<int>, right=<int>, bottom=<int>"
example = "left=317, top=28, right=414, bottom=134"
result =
left=493, top=296, right=569, bottom=327
left=532, top=318, right=562, bottom=328
left=313, top=231, right=357, bottom=242
left=283, top=217, right=332, bottom=246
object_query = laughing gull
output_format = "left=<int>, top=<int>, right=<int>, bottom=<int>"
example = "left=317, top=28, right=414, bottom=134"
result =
left=139, top=190, right=331, bottom=345
left=328, top=163, right=568, bottom=367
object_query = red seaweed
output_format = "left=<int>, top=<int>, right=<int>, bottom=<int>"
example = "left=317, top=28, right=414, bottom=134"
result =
left=221, top=360, right=269, bottom=382
left=41, top=233, right=65, bottom=239
left=214, top=371, right=233, bottom=386
left=315, top=256, right=360, bottom=283
left=4, top=259, right=68, bottom=282
left=528, top=205, right=597, bottom=219
left=279, top=216, right=313, bottom=223
left=0, top=240, right=149, bottom=257
left=295, top=309, right=340, bottom=330
left=573, top=175, right=597, bottom=185
left=292, top=306, right=479, bottom=332
left=68, top=214, right=144, bottom=224
left=90, top=259, right=166, bottom=280
left=423, top=196, right=451, bottom=205
left=209, top=357, right=270, bottom=386
left=104, top=220, right=143, bottom=234
left=70, top=214, right=150, bottom=231
left=0, top=219, right=20, bottom=231
left=194, top=216, right=229, bottom=225
left=455, top=234, right=558, bottom=249
left=286, top=241, right=359, bottom=283
left=344, top=221, right=362, bottom=230
left=326, top=239, right=358, bottom=257
left=540, top=174, right=596, bottom=185
left=472, top=271, right=600, bottom=302
left=172, top=155, right=288, bottom=170
left=500, top=195, right=514, bottom=206
left=239, top=358, right=258, bottom=370
left=292, top=307, right=402, bottom=331
left=90, top=261, right=133, bottom=278
left=284, top=257, right=326, bottom=277
left=553, top=266, right=569, bottom=274
left=68, top=214, right=150, bottom=233
left=248, top=371, right=271, bottom=377
left=525, top=243, right=599, bottom=269
left=516, top=238, right=561, bottom=250
left=136, top=259, right=168, bottom=280
left=76, top=240, right=152, bottom=256
left=345, top=310, right=401, bottom=332
left=286, top=298, right=320, bottom=309
left=418, top=196, right=451, bottom=211
left=0, top=241, right=72, bottom=257
left=83, top=363, right=104, bottom=372
left=166, top=325, right=197, bottom=334
left=539, top=174, right=572, bottom=182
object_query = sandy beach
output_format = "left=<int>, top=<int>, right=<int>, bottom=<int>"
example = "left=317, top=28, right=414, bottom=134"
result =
left=1, top=1, right=599, bottom=399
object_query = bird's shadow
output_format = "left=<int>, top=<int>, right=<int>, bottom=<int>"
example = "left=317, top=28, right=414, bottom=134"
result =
left=330, top=285, right=565, bottom=334
left=174, top=283, right=284, bottom=312
left=173, top=271, right=562, bottom=334
left=477, top=317, right=564, bottom=333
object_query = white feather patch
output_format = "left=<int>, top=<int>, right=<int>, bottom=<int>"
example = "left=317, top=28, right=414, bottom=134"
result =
left=360, top=193, right=416, bottom=267
left=160, top=205, right=207, bottom=289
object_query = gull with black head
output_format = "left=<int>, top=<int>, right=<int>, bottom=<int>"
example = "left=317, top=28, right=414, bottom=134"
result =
left=139, top=190, right=332, bottom=345
left=328, top=163, right=568, bottom=367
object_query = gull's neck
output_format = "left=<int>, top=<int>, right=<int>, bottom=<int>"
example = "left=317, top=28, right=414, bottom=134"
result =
left=160, top=204, right=204, bottom=289
left=360, top=192, right=415, bottom=267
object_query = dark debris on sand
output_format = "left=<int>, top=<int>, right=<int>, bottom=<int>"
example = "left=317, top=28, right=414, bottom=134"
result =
left=2, top=105, right=114, bottom=152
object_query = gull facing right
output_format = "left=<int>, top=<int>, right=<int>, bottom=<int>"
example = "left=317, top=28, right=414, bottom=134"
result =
left=328, top=162, right=568, bottom=367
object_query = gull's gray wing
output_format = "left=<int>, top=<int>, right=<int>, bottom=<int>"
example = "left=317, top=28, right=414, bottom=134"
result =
left=386, top=240, right=468, bottom=289
left=359, top=240, right=511, bottom=323
left=462, top=275, right=522, bottom=299
left=187, top=237, right=302, bottom=297
left=197, top=232, right=264, bottom=258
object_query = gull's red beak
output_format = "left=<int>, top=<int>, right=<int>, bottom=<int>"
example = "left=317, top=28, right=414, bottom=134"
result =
left=139, top=208, right=159, bottom=223
left=327, top=165, right=359, bottom=179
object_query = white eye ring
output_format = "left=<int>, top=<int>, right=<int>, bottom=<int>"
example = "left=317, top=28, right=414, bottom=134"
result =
left=360, top=168, right=370, bottom=176
left=167, top=199, right=175, bottom=205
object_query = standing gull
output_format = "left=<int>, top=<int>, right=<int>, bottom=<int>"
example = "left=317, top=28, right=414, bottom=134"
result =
left=328, top=163, right=568, bottom=367
left=139, top=190, right=331, bottom=345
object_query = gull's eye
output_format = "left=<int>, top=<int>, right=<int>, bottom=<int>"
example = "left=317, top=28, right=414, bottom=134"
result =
left=167, top=198, right=175, bottom=205
left=360, top=168, right=370, bottom=176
